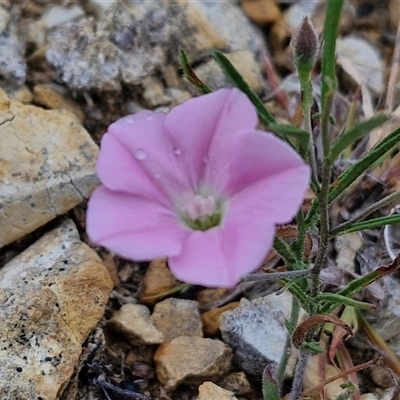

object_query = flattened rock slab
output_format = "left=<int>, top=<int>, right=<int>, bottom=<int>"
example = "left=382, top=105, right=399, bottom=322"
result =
left=154, top=336, right=233, bottom=390
left=0, top=88, right=99, bottom=248
left=0, top=219, right=113, bottom=400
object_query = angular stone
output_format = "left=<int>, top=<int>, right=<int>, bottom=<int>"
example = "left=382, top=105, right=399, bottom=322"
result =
left=0, top=219, right=113, bottom=400
left=201, top=302, right=240, bottom=337
left=220, top=292, right=303, bottom=376
left=197, top=382, right=238, bottom=400
left=0, top=88, right=99, bottom=248
left=108, top=303, right=163, bottom=346
left=154, top=336, right=233, bottom=390
left=139, top=258, right=180, bottom=306
left=151, top=298, right=203, bottom=343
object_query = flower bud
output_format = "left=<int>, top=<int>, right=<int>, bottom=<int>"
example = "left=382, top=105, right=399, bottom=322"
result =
left=291, top=16, right=319, bottom=73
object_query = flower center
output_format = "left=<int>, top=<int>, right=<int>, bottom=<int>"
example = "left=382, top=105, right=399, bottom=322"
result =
left=180, top=194, right=223, bottom=231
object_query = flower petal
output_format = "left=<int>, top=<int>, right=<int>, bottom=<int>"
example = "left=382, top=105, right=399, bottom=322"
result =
left=169, top=195, right=276, bottom=287
left=164, top=88, right=258, bottom=188
left=107, top=111, right=191, bottom=201
left=205, top=129, right=310, bottom=212
left=86, top=186, right=186, bottom=260
left=96, top=133, right=168, bottom=204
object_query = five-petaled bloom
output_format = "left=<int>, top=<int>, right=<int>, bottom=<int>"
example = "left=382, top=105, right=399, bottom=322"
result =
left=87, top=89, right=310, bottom=287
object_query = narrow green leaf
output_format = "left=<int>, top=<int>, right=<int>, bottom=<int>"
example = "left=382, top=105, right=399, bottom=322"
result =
left=212, top=50, right=276, bottom=125
left=328, top=114, right=389, bottom=164
left=268, top=123, right=309, bottom=143
left=329, top=125, right=400, bottom=203
left=277, top=278, right=312, bottom=314
left=320, top=254, right=400, bottom=314
left=262, top=365, right=280, bottom=400
left=337, top=214, right=400, bottom=235
left=179, top=49, right=212, bottom=94
left=316, top=293, right=375, bottom=311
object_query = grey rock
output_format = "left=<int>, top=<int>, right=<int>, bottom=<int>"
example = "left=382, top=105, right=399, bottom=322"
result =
left=0, top=5, right=26, bottom=84
left=46, top=0, right=265, bottom=91
left=220, top=292, right=299, bottom=376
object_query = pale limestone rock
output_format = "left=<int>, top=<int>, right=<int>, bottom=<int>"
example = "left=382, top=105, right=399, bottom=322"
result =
left=0, top=219, right=113, bottom=400
left=151, top=298, right=203, bottom=343
left=197, top=382, right=238, bottom=400
left=0, top=88, right=99, bottom=248
left=108, top=303, right=164, bottom=345
left=154, top=336, right=233, bottom=390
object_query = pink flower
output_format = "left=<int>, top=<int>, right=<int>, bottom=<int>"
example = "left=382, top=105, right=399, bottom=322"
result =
left=86, top=89, right=310, bottom=287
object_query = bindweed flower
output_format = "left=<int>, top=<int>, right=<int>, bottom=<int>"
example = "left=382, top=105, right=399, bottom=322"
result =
left=86, top=89, right=310, bottom=287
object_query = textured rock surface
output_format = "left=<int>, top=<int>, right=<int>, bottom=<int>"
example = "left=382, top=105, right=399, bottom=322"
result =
left=0, top=4, right=26, bottom=84
left=201, top=302, right=240, bottom=337
left=108, top=303, right=164, bottom=345
left=220, top=291, right=301, bottom=376
left=0, top=219, right=113, bottom=400
left=151, top=298, right=203, bottom=343
left=0, top=88, right=99, bottom=248
left=46, top=0, right=264, bottom=91
left=154, top=336, right=233, bottom=390
left=197, top=381, right=238, bottom=400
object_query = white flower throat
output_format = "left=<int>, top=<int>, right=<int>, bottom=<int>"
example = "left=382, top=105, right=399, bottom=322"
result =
left=179, top=193, right=223, bottom=231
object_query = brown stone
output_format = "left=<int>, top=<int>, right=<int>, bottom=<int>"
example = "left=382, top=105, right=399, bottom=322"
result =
left=151, top=298, right=203, bottom=342
left=139, top=258, right=180, bottom=306
left=108, top=303, right=163, bottom=346
left=241, top=0, right=281, bottom=26
left=154, top=336, right=233, bottom=390
left=197, top=381, right=238, bottom=400
left=201, top=302, right=240, bottom=337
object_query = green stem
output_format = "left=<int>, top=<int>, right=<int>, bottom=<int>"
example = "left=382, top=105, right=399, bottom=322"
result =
left=273, top=235, right=298, bottom=268
left=277, top=296, right=300, bottom=385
